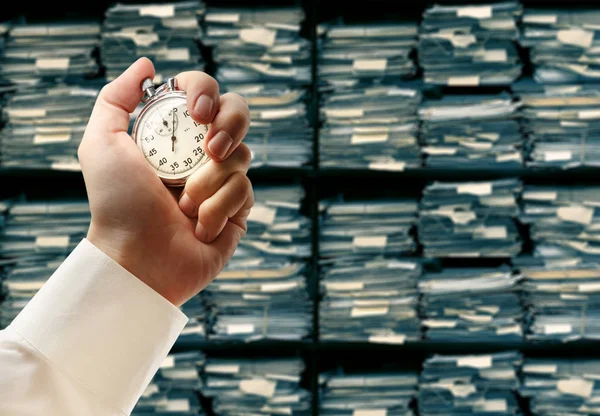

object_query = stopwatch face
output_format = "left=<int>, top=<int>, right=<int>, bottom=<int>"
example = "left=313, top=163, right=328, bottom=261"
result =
left=133, top=94, right=210, bottom=185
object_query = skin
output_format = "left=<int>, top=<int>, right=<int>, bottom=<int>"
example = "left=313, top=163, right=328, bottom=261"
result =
left=80, top=58, right=253, bottom=307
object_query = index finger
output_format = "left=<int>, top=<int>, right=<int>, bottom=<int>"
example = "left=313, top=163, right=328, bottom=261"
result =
left=175, top=71, right=220, bottom=125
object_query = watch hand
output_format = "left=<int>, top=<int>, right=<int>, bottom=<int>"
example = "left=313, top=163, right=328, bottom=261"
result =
left=157, top=110, right=168, bottom=127
left=171, top=108, right=177, bottom=152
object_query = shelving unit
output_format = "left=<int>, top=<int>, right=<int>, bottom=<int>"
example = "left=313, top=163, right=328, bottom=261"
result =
left=3, top=0, right=600, bottom=415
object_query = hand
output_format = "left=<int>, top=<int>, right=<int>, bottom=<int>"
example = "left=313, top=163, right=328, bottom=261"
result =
left=79, top=58, right=253, bottom=306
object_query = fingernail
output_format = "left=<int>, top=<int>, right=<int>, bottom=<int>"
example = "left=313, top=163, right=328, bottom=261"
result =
left=178, top=193, right=197, bottom=217
left=194, top=95, right=214, bottom=121
left=195, top=222, right=208, bottom=243
left=208, top=131, right=233, bottom=160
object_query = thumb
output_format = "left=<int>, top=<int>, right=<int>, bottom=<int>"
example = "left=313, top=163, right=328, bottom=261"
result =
left=84, top=58, right=155, bottom=142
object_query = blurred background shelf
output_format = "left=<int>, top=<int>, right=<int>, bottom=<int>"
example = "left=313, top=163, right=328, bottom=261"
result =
left=318, top=166, right=600, bottom=181
left=3, top=1, right=600, bottom=415
left=4, top=165, right=599, bottom=198
left=172, top=338, right=600, bottom=357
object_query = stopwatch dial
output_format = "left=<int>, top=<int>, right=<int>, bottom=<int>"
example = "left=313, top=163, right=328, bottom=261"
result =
left=136, top=96, right=210, bottom=181
left=152, top=107, right=178, bottom=137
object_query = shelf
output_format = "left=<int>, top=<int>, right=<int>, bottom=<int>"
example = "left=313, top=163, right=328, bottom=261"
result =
left=172, top=338, right=600, bottom=357
left=4, top=165, right=600, bottom=183
left=0, top=166, right=314, bottom=199
left=318, top=340, right=600, bottom=355
left=4, top=0, right=598, bottom=24
left=0, top=168, right=83, bottom=178
left=317, top=166, right=600, bottom=182
left=4, top=165, right=600, bottom=201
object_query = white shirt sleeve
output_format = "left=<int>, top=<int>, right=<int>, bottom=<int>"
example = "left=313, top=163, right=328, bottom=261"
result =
left=0, top=238, right=188, bottom=415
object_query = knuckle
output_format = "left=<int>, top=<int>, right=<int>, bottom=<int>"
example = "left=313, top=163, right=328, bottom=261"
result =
left=77, top=145, right=84, bottom=161
left=97, top=85, right=110, bottom=103
left=99, top=83, right=110, bottom=97
left=230, top=172, right=252, bottom=196
left=198, top=201, right=219, bottom=223
left=228, top=109, right=251, bottom=130
left=233, top=143, right=252, bottom=167
left=183, top=175, right=203, bottom=199
left=232, top=92, right=249, bottom=107
left=222, top=92, right=249, bottom=110
left=220, top=92, right=237, bottom=101
left=77, top=137, right=91, bottom=161
left=238, top=219, right=249, bottom=236
left=247, top=185, right=255, bottom=208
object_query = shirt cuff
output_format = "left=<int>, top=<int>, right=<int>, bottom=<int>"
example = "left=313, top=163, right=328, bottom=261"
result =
left=10, top=238, right=188, bottom=415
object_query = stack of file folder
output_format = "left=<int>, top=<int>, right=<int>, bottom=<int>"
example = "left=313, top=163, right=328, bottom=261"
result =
left=0, top=200, right=90, bottom=328
left=320, top=199, right=418, bottom=257
left=515, top=80, right=600, bottom=168
left=419, top=93, right=523, bottom=168
left=101, top=1, right=205, bottom=83
left=202, top=8, right=311, bottom=168
left=204, top=186, right=312, bottom=341
left=318, top=22, right=419, bottom=171
left=1, top=254, right=65, bottom=328
left=521, top=9, right=600, bottom=84
left=133, top=351, right=205, bottom=415
left=419, top=351, right=523, bottom=415
left=419, top=179, right=522, bottom=258
left=320, top=82, right=422, bottom=171
left=518, top=260, right=600, bottom=341
left=521, top=358, right=600, bottom=414
left=1, top=83, right=99, bottom=170
left=319, top=370, right=418, bottom=416
left=203, top=8, right=309, bottom=85
left=419, top=2, right=522, bottom=86
left=0, top=22, right=100, bottom=85
left=201, top=357, right=310, bottom=416
left=320, top=257, right=421, bottom=344
left=179, top=295, right=206, bottom=341
left=318, top=22, right=418, bottom=85
left=520, top=185, right=600, bottom=260
left=419, top=266, right=523, bottom=341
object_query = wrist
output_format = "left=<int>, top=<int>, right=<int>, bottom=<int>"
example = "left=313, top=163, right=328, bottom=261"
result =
left=86, top=223, right=183, bottom=306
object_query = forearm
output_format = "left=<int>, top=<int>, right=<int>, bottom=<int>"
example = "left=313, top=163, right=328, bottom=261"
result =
left=0, top=239, right=187, bottom=415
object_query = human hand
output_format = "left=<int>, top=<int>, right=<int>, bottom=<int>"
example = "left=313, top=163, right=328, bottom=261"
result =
left=79, top=58, right=253, bottom=307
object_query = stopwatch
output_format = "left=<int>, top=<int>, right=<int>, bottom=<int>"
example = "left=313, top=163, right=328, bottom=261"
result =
left=132, top=77, right=210, bottom=186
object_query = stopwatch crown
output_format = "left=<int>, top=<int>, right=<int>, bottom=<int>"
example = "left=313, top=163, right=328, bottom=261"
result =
left=141, top=78, right=157, bottom=103
left=141, top=78, right=154, bottom=92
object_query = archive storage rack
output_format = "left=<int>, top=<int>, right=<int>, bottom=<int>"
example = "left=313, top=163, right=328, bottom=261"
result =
left=3, top=0, right=600, bottom=415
